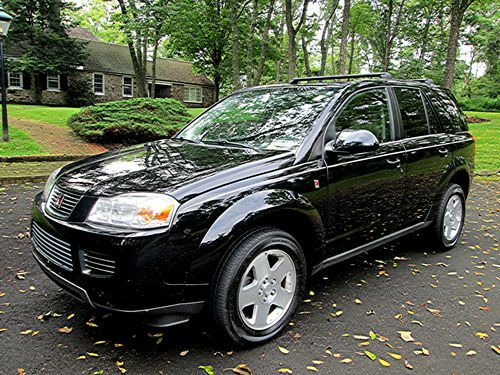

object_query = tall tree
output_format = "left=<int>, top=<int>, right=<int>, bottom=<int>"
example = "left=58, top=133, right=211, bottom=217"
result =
left=319, top=0, right=339, bottom=76
left=4, top=0, right=87, bottom=104
left=338, top=0, right=351, bottom=74
left=285, top=0, right=310, bottom=79
left=116, top=0, right=170, bottom=97
left=169, top=0, right=231, bottom=100
left=368, top=0, right=406, bottom=71
left=443, top=0, right=475, bottom=88
left=253, top=0, right=276, bottom=85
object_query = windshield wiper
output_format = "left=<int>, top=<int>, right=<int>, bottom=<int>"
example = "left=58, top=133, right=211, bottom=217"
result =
left=203, top=139, right=259, bottom=151
left=174, top=137, right=203, bottom=145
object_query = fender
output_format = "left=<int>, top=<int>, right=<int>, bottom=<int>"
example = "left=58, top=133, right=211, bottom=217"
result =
left=185, top=189, right=326, bottom=284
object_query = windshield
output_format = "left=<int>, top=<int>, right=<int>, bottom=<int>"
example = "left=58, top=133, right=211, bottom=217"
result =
left=176, top=87, right=337, bottom=151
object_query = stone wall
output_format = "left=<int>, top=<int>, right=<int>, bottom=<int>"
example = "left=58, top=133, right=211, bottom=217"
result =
left=7, top=71, right=215, bottom=108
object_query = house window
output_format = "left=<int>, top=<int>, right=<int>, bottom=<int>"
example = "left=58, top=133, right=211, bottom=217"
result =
left=184, top=86, right=203, bottom=103
left=122, top=76, right=133, bottom=97
left=8, top=72, right=23, bottom=89
left=93, top=73, right=105, bottom=95
left=47, top=74, right=60, bottom=91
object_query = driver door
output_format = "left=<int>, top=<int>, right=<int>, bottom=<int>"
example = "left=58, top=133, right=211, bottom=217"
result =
left=324, top=88, right=406, bottom=256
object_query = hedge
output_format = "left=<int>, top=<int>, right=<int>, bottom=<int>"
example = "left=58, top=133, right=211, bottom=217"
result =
left=68, top=98, right=192, bottom=144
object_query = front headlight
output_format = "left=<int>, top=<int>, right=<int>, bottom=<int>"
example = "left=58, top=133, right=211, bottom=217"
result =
left=42, top=167, right=62, bottom=201
left=87, top=193, right=179, bottom=229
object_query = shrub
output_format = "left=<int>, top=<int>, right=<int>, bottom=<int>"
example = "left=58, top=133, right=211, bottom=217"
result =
left=66, top=76, right=95, bottom=107
left=68, top=98, right=192, bottom=144
left=457, top=96, right=500, bottom=112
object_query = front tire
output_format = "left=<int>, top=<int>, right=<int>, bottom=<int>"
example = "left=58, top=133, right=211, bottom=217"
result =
left=430, top=183, right=466, bottom=250
left=211, top=227, right=306, bottom=346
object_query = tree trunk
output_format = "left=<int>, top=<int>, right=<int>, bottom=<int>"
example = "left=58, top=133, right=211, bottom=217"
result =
left=285, top=0, right=309, bottom=80
left=33, top=74, right=42, bottom=105
left=301, top=34, right=311, bottom=76
left=348, top=25, right=356, bottom=74
left=231, top=0, right=241, bottom=90
left=319, top=0, right=338, bottom=76
left=245, top=0, right=259, bottom=86
left=443, top=0, right=473, bottom=89
left=254, top=0, right=275, bottom=85
left=151, top=34, right=160, bottom=98
left=338, top=0, right=351, bottom=75
left=419, top=16, right=431, bottom=62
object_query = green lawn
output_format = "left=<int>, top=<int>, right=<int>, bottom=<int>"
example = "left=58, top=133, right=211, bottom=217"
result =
left=3, top=104, right=204, bottom=128
left=0, top=127, right=47, bottom=157
left=6, top=104, right=80, bottom=127
left=465, top=111, right=499, bottom=172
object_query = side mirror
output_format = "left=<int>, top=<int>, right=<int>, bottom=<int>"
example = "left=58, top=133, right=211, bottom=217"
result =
left=327, top=129, right=379, bottom=154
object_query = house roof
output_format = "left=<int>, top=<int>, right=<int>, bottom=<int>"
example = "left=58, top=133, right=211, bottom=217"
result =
left=83, top=40, right=214, bottom=87
left=68, top=27, right=100, bottom=41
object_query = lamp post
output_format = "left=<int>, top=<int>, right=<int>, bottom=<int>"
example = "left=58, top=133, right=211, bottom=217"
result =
left=0, top=3, right=13, bottom=142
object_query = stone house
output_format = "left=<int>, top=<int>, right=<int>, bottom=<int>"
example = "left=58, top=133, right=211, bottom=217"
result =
left=5, top=28, right=215, bottom=108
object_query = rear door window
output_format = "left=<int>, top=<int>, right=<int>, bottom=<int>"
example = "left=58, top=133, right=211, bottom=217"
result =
left=394, top=87, right=429, bottom=138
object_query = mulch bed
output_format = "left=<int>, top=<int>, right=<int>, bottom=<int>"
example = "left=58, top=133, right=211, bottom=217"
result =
left=466, top=115, right=490, bottom=123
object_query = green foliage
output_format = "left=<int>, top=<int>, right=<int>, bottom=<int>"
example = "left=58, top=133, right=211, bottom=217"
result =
left=458, top=96, right=500, bottom=112
left=4, top=0, right=87, bottom=75
left=66, top=76, right=95, bottom=108
left=68, top=98, right=192, bottom=144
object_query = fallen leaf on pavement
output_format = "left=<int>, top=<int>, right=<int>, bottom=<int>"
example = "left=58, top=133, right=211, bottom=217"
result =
left=379, top=358, right=390, bottom=367
left=199, top=365, right=214, bottom=375
left=57, top=326, right=73, bottom=334
left=230, top=364, right=252, bottom=375
left=278, top=346, right=290, bottom=354
left=364, top=350, right=377, bottom=360
left=398, top=331, right=415, bottom=342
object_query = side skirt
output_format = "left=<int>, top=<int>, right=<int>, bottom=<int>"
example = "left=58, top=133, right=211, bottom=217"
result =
left=311, top=221, right=431, bottom=275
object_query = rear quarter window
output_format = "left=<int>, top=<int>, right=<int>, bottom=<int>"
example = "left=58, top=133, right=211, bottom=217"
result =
left=425, top=88, right=468, bottom=133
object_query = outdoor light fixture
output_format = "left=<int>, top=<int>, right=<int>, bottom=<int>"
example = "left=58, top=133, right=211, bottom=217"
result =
left=0, top=4, right=12, bottom=37
left=0, top=2, right=13, bottom=142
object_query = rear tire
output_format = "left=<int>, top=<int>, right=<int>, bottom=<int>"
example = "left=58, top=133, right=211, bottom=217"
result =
left=430, top=183, right=466, bottom=251
left=211, top=227, right=306, bottom=346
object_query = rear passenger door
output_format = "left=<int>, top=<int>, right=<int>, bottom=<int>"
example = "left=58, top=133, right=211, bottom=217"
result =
left=393, top=87, right=452, bottom=226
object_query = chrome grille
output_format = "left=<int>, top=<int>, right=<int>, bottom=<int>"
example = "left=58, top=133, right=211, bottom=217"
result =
left=31, top=222, right=73, bottom=271
left=82, top=250, right=116, bottom=276
left=46, top=185, right=82, bottom=219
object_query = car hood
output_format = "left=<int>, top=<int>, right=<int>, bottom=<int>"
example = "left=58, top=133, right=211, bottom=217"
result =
left=55, top=139, right=295, bottom=202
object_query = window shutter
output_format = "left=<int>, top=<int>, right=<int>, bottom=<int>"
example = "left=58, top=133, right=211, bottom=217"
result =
left=60, top=75, right=68, bottom=91
left=39, top=73, right=47, bottom=90
left=23, top=73, right=31, bottom=89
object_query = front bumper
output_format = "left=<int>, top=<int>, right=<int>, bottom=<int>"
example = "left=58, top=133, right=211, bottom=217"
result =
left=31, top=192, right=208, bottom=324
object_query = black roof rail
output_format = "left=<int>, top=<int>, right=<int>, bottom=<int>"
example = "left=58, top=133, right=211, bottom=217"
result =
left=412, top=78, right=435, bottom=84
left=289, top=72, right=392, bottom=84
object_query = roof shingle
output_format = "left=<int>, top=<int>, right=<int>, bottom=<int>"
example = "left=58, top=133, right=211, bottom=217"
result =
left=84, top=40, right=214, bottom=87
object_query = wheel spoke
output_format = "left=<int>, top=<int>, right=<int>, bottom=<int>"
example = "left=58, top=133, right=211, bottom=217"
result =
left=273, top=288, right=292, bottom=308
left=238, top=280, right=259, bottom=308
left=254, top=303, right=271, bottom=328
left=271, top=256, right=292, bottom=282
left=252, top=253, right=271, bottom=281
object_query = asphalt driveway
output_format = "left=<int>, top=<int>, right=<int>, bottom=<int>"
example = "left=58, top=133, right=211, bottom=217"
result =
left=0, top=181, right=498, bottom=374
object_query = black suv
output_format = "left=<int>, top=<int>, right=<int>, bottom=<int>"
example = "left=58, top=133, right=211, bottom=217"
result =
left=31, top=73, right=475, bottom=345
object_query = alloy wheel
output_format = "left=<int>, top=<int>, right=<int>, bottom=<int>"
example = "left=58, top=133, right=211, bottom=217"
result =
left=237, top=249, right=296, bottom=331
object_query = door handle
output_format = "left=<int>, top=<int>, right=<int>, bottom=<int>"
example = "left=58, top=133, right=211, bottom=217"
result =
left=386, top=157, right=401, bottom=168
left=438, top=148, right=449, bottom=157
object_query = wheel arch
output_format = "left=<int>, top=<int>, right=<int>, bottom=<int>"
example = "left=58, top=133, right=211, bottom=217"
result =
left=188, top=189, right=326, bottom=285
left=447, top=168, right=471, bottom=198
